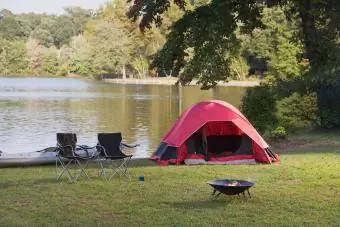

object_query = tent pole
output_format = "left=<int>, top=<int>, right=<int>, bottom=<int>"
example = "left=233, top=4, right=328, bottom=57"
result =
left=202, top=128, right=209, bottom=161
left=264, top=148, right=273, bottom=164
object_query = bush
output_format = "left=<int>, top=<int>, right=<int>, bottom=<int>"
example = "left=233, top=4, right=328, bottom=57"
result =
left=276, top=92, right=318, bottom=132
left=56, top=64, right=69, bottom=77
left=316, top=78, right=340, bottom=129
left=264, top=126, right=287, bottom=141
left=241, top=84, right=277, bottom=134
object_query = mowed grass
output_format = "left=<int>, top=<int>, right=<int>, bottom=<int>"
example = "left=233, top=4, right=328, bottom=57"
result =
left=1, top=133, right=340, bottom=226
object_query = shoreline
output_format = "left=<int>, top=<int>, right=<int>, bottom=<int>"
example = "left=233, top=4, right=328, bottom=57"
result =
left=102, top=77, right=260, bottom=87
left=0, top=75, right=260, bottom=87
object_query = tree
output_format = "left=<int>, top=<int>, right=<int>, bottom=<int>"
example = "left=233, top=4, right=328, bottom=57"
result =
left=16, top=13, right=45, bottom=38
left=127, top=0, right=339, bottom=86
left=68, top=35, right=92, bottom=76
left=42, top=46, right=59, bottom=75
left=128, top=0, right=340, bottom=129
left=58, top=44, right=74, bottom=76
left=0, top=39, right=27, bottom=75
left=0, top=9, right=14, bottom=18
left=30, top=28, right=54, bottom=47
left=51, top=15, right=76, bottom=48
left=131, top=55, right=149, bottom=78
left=89, top=20, right=132, bottom=77
left=241, top=6, right=304, bottom=80
left=26, top=38, right=44, bottom=75
left=0, top=16, right=25, bottom=40
left=63, top=6, right=93, bottom=35
left=128, top=0, right=263, bottom=88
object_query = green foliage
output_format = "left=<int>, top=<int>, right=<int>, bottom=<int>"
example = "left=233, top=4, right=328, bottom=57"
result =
left=230, top=55, right=249, bottom=80
left=307, top=35, right=340, bottom=129
left=50, top=16, right=75, bottom=48
left=0, top=2, right=176, bottom=77
left=0, top=16, right=25, bottom=40
left=63, top=6, right=93, bottom=35
left=242, top=6, right=304, bottom=80
left=242, top=84, right=319, bottom=135
left=67, top=35, right=92, bottom=76
left=316, top=77, right=340, bottom=129
left=30, top=28, right=54, bottom=47
left=131, top=55, right=149, bottom=78
left=241, top=84, right=277, bottom=133
left=0, top=8, right=92, bottom=48
left=56, top=64, right=69, bottom=77
left=0, top=1, right=339, bottom=135
left=42, top=47, right=59, bottom=75
left=149, top=1, right=262, bottom=89
left=128, top=0, right=340, bottom=134
left=89, top=20, right=132, bottom=76
left=264, top=126, right=287, bottom=141
left=25, top=38, right=44, bottom=75
left=0, top=39, right=27, bottom=75
left=276, top=92, right=318, bottom=132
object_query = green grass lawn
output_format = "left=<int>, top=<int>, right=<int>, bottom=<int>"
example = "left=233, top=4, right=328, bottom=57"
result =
left=1, top=133, right=340, bottom=226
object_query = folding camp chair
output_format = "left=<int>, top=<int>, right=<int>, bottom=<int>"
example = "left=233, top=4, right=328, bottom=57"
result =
left=95, top=133, right=139, bottom=180
left=55, top=133, right=93, bottom=183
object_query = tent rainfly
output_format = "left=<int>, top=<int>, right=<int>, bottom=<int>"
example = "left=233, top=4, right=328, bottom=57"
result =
left=151, top=100, right=279, bottom=165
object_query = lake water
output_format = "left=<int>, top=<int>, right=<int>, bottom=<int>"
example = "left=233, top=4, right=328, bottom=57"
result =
left=0, top=77, right=246, bottom=157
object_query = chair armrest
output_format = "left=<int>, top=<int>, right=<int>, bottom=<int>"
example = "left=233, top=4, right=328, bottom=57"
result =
left=77, top=144, right=107, bottom=158
left=55, top=145, right=76, bottom=157
left=95, top=144, right=109, bottom=157
left=75, top=145, right=91, bottom=157
left=106, top=155, right=133, bottom=160
left=77, top=145, right=98, bottom=150
left=122, top=143, right=140, bottom=148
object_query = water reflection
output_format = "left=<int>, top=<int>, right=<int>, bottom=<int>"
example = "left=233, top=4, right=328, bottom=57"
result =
left=0, top=77, right=246, bottom=157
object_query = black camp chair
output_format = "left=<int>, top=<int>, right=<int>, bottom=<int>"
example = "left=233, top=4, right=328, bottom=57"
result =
left=95, top=133, right=139, bottom=180
left=55, top=133, right=93, bottom=183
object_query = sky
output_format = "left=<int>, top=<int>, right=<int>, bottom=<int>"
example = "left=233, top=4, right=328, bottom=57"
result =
left=1, top=0, right=109, bottom=15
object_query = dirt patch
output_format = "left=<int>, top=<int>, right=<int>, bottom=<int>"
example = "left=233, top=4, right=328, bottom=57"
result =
left=271, top=139, right=340, bottom=153
left=14, top=198, right=32, bottom=206
left=100, top=212, right=124, bottom=221
left=277, top=179, right=302, bottom=185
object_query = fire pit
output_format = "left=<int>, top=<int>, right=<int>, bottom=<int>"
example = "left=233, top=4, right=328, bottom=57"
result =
left=207, top=179, right=254, bottom=198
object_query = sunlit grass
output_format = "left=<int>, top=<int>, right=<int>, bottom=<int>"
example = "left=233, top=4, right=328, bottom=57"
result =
left=1, top=134, right=339, bottom=226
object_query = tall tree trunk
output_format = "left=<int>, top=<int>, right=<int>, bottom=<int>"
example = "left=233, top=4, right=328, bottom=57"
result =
left=122, top=64, right=126, bottom=79
left=298, top=0, right=318, bottom=65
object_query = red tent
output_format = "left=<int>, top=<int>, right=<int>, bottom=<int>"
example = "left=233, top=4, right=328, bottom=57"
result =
left=151, top=100, right=279, bottom=165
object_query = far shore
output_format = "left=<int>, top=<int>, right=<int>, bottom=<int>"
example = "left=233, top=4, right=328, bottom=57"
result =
left=1, top=74, right=260, bottom=87
left=101, top=77, right=260, bottom=87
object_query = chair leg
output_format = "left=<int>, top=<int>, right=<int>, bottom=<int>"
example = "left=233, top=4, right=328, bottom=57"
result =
left=98, top=160, right=106, bottom=177
left=56, top=157, right=74, bottom=183
left=73, top=159, right=91, bottom=181
left=122, top=157, right=131, bottom=180
left=97, top=157, right=132, bottom=180
left=56, top=157, right=92, bottom=183
left=108, top=157, right=131, bottom=180
left=96, top=159, right=110, bottom=180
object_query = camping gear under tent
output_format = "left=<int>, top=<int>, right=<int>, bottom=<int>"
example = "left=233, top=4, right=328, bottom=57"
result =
left=151, top=100, right=279, bottom=165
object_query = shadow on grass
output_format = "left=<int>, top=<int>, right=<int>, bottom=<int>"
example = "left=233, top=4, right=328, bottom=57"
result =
left=129, top=158, right=158, bottom=168
left=0, top=177, right=60, bottom=189
left=271, top=130, right=340, bottom=155
left=0, top=181, right=20, bottom=189
left=33, top=178, right=59, bottom=184
left=0, top=157, right=158, bottom=169
left=165, top=195, right=251, bottom=209
left=277, top=147, right=340, bottom=156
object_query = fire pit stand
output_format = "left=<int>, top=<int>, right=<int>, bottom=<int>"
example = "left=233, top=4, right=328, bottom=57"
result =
left=207, top=179, right=254, bottom=198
